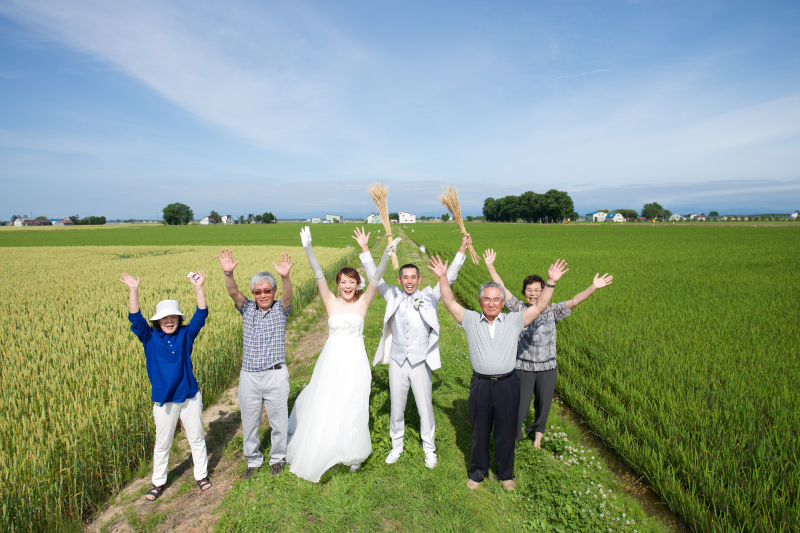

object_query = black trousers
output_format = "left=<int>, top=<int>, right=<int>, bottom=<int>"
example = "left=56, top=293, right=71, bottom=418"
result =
left=467, top=372, right=520, bottom=482
left=515, top=368, right=557, bottom=440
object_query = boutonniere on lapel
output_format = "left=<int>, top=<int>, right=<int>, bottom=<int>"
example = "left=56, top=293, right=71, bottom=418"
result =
left=413, top=296, right=422, bottom=310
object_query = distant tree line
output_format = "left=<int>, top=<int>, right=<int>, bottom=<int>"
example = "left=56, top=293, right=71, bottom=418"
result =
left=483, top=190, right=577, bottom=223
left=69, top=215, right=107, bottom=225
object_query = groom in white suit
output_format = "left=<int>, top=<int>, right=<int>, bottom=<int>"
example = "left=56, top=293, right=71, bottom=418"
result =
left=354, top=228, right=470, bottom=468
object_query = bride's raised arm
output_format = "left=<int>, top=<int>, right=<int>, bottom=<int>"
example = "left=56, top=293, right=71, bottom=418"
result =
left=300, top=226, right=335, bottom=308
left=359, top=238, right=400, bottom=311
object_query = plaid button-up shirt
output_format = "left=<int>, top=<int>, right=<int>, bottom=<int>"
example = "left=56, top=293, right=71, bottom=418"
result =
left=505, top=293, right=571, bottom=372
left=237, top=298, right=291, bottom=372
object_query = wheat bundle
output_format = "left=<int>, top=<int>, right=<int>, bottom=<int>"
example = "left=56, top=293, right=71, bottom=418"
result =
left=439, top=186, right=480, bottom=264
left=368, top=182, right=399, bottom=269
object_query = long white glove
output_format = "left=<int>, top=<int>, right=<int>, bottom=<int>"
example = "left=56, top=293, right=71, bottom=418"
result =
left=370, top=238, right=401, bottom=286
left=300, top=226, right=325, bottom=283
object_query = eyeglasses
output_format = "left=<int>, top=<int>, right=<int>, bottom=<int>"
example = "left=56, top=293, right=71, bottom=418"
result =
left=525, top=288, right=542, bottom=294
left=252, top=288, right=275, bottom=296
left=481, top=297, right=503, bottom=304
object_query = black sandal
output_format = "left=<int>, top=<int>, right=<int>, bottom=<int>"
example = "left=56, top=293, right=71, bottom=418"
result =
left=145, top=484, right=164, bottom=502
left=197, top=477, right=212, bottom=492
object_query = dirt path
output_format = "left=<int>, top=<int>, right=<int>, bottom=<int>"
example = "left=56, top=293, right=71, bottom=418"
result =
left=87, top=276, right=351, bottom=533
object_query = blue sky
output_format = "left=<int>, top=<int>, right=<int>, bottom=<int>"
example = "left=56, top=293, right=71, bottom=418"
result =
left=1, top=0, right=799, bottom=220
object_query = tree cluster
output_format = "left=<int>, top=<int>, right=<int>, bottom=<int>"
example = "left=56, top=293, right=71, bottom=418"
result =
left=483, top=190, right=577, bottom=223
left=163, top=203, right=194, bottom=225
left=613, top=209, right=639, bottom=221
left=69, top=215, right=107, bottom=225
left=640, top=203, right=672, bottom=221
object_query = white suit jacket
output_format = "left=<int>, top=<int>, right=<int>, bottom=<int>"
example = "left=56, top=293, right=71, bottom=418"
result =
left=360, top=251, right=466, bottom=370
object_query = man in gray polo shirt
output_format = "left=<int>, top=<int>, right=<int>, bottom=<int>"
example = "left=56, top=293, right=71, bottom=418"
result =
left=428, top=255, right=568, bottom=491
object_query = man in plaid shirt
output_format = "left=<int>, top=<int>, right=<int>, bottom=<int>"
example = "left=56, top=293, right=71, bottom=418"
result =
left=218, top=248, right=295, bottom=477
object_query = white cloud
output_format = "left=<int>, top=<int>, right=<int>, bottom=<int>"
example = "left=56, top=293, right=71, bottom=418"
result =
left=0, top=0, right=371, bottom=154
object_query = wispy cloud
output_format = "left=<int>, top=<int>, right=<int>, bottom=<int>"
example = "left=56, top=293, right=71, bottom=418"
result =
left=0, top=70, right=26, bottom=79
left=551, top=68, right=613, bottom=80
left=0, top=0, right=371, bottom=154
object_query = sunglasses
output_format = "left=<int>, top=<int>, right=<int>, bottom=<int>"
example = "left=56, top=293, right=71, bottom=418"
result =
left=252, top=288, right=275, bottom=296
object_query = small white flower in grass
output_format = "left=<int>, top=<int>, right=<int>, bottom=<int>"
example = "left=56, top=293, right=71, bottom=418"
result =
left=622, top=513, right=626, bottom=518
left=603, top=494, right=607, bottom=499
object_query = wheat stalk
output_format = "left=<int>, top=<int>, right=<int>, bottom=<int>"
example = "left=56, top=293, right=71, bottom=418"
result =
left=368, top=182, right=399, bottom=269
left=438, top=186, right=479, bottom=264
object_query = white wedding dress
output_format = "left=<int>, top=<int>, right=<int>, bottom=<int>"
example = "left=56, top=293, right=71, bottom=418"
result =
left=286, top=314, right=372, bottom=482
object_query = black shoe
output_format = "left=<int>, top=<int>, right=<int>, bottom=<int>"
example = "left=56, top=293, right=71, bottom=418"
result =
left=270, top=463, right=285, bottom=476
left=245, top=466, right=259, bottom=479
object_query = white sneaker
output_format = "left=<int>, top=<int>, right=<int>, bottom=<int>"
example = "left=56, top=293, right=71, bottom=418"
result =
left=385, top=448, right=403, bottom=464
left=424, top=452, right=437, bottom=469
left=349, top=463, right=362, bottom=473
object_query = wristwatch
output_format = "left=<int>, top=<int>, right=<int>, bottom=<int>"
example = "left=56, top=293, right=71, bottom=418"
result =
left=545, top=281, right=556, bottom=288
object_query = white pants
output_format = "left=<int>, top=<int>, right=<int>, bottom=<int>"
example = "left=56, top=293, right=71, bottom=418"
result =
left=239, top=367, right=290, bottom=468
left=152, top=392, right=208, bottom=486
left=389, top=358, right=435, bottom=453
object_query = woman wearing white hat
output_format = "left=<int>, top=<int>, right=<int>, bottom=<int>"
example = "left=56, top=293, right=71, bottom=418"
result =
left=119, top=270, right=211, bottom=501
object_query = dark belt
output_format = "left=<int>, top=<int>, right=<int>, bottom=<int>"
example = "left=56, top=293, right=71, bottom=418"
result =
left=473, top=370, right=516, bottom=381
left=265, top=364, right=282, bottom=370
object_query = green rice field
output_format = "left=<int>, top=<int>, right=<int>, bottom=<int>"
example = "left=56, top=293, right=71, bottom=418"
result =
left=411, top=222, right=800, bottom=532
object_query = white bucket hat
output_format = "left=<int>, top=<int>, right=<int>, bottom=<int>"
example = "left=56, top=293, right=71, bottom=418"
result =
left=150, top=300, right=186, bottom=321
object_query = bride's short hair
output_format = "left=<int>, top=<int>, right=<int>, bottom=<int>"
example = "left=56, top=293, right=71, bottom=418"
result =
left=336, top=267, right=363, bottom=301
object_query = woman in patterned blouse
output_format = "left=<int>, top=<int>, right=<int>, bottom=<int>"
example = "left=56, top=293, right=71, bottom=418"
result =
left=483, top=249, right=613, bottom=448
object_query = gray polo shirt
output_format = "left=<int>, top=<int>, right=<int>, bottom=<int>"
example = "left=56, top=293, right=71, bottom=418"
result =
left=460, top=309, right=525, bottom=375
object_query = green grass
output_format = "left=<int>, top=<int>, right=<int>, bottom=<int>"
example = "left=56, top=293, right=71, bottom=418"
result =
left=411, top=222, right=800, bottom=533
left=0, top=222, right=374, bottom=247
left=214, top=231, right=668, bottom=533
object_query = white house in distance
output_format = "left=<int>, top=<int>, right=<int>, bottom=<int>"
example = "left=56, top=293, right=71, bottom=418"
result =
left=199, top=216, right=215, bottom=225
left=366, top=213, right=382, bottom=224
left=606, top=212, right=625, bottom=222
left=13, top=218, right=37, bottom=227
left=326, top=214, right=342, bottom=223
left=220, top=215, right=240, bottom=225
left=399, top=211, right=416, bottom=223
left=669, top=214, right=686, bottom=221
left=54, top=218, right=74, bottom=226
left=587, top=211, right=607, bottom=222
left=311, top=217, right=322, bottom=224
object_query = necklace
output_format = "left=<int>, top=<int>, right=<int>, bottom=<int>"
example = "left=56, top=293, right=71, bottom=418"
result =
left=338, top=296, right=354, bottom=308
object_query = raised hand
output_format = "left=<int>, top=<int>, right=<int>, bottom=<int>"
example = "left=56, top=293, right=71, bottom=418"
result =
left=547, top=259, right=569, bottom=282
left=426, top=255, right=449, bottom=278
left=459, top=233, right=472, bottom=253
left=300, top=226, right=312, bottom=247
left=482, top=248, right=496, bottom=268
left=384, top=237, right=401, bottom=254
left=352, top=226, right=370, bottom=250
left=188, top=269, right=205, bottom=287
left=272, top=253, right=295, bottom=278
left=216, top=248, right=239, bottom=273
left=119, top=273, right=140, bottom=289
left=592, top=273, right=613, bottom=289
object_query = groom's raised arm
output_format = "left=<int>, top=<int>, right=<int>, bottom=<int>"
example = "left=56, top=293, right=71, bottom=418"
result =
left=354, top=226, right=391, bottom=298
left=432, top=233, right=471, bottom=301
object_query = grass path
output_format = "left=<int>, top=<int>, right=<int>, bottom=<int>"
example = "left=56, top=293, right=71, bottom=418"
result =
left=86, top=230, right=673, bottom=533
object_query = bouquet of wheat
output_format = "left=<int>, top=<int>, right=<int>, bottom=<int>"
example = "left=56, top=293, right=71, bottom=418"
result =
left=368, top=182, right=399, bottom=270
left=439, top=186, right=479, bottom=264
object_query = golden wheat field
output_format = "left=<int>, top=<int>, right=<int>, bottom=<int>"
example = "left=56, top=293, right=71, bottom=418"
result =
left=0, top=245, right=353, bottom=532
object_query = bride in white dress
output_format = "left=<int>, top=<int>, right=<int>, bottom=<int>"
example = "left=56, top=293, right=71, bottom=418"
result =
left=286, top=226, right=399, bottom=482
